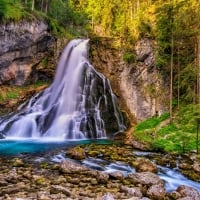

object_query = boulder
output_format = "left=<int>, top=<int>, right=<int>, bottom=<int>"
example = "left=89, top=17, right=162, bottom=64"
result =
left=97, top=171, right=109, bottom=184
left=135, top=158, right=158, bottom=173
left=109, top=171, right=124, bottom=180
left=168, top=191, right=182, bottom=199
left=120, top=186, right=143, bottom=198
left=12, top=158, right=24, bottom=167
left=100, top=192, right=115, bottom=200
left=59, top=159, right=89, bottom=174
left=176, top=185, right=200, bottom=200
left=193, top=162, right=200, bottom=173
left=128, top=172, right=164, bottom=186
left=146, top=184, right=166, bottom=200
left=132, top=140, right=150, bottom=151
left=66, top=146, right=86, bottom=160
left=50, top=185, right=71, bottom=196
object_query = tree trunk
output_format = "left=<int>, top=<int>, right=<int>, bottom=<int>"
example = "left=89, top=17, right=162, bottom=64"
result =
left=197, top=35, right=200, bottom=107
left=177, top=46, right=180, bottom=111
left=170, top=1, right=174, bottom=123
left=32, top=0, right=35, bottom=11
left=137, top=0, right=140, bottom=12
left=45, top=0, right=49, bottom=13
left=41, top=0, right=44, bottom=11
left=170, top=33, right=174, bottom=123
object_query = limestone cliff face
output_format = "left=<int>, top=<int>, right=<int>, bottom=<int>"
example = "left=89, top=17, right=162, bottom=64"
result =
left=89, top=38, right=169, bottom=122
left=0, top=20, right=168, bottom=123
left=0, top=20, right=55, bottom=85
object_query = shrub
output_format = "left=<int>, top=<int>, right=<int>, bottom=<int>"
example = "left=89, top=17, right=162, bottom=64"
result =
left=123, top=53, right=136, bottom=64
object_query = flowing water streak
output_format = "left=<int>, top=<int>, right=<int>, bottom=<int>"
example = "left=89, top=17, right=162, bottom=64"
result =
left=0, top=39, right=126, bottom=139
left=49, top=154, right=200, bottom=192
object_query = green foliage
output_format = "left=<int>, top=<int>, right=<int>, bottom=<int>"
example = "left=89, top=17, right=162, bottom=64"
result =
left=134, top=104, right=200, bottom=154
left=123, top=53, right=136, bottom=64
left=135, top=113, right=169, bottom=132
left=6, top=91, right=19, bottom=99
left=0, top=87, right=20, bottom=101
left=47, top=0, right=88, bottom=33
left=0, top=0, right=28, bottom=21
left=47, top=18, right=68, bottom=37
left=178, top=63, right=198, bottom=103
left=41, top=57, right=48, bottom=68
left=0, top=81, right=49, bottom=102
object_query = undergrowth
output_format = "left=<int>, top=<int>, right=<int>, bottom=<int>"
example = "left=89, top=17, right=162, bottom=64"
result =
left=134, top=106, right=200, bottom=154
left=0, top=1, right=30, bottom=22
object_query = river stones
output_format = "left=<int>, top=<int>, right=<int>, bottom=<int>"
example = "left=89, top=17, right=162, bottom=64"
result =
left=109, top=171, right=124, bottom=180
left=193, top=162, right=200, bottom=173
left=66, top=145, right=86, bottom=160
left=179, top=163, right=192, bottom=170
left=12, top=158, right=24, bottom=167
left=0, top=143, right=200, bottom=200
left=50, top=185, right=71, bottom=196
left=134, top=158, right=158, bottom=173
left=120, top=185, right=143, bottom=198
left=146, top=184, right=166, bottom=200
left=59, top=159, right=89, bottom=174
left=132, top=140, right=150, bottom=151
left=168, top=191, right=182, bottom=199
left=100, top=192, right=115, bottom=200
left=97, top=171, right=109, bottom=184
left=176, top=185, right=200, bottom=200
left=128, top=172, right=164, bottom=186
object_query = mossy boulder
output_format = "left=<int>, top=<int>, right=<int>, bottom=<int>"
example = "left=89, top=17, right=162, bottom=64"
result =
left=66, top=146, right=86, bottom=160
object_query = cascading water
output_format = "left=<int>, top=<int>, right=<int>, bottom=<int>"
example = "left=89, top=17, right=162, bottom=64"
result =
left=0, top=39, right=126, bottom=140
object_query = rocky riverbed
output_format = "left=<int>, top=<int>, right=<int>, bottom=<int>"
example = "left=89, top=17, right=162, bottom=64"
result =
left=0, top=142, right=200, bottom=200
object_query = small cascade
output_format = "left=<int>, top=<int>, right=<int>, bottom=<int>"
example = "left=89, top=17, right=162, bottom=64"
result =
left=0, top=39, right=126, bottom=140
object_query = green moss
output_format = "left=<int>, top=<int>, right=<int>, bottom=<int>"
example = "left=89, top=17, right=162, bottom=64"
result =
left=6, top=91, right=20, bottom=99
left=0, top=81, right=49, bottom=103
left=123, top=53, right=136, bottom=64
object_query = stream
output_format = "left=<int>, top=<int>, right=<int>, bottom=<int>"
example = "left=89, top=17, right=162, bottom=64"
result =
left=0, top=139, right=200, bottom=193
left=51, top=151, right=200, bottom=193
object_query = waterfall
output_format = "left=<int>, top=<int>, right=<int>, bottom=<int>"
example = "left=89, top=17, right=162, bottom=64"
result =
left=0, top=39, right=126, bottom=140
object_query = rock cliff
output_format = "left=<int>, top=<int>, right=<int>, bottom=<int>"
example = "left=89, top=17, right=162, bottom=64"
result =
left=0, top=19, right=169, bottom=122
left=0, top=20, right=55, bottom=85
left=89, top=38, right=169, bottom=122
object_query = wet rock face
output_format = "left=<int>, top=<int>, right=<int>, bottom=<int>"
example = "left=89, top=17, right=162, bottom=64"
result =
left=89, top=38, right=168, bottom=122
left=0, top=20, right=55, bottom=85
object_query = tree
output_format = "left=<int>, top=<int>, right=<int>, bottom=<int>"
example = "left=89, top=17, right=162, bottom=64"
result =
left=155, top=1, right=175, bottom=122
left=31, top=0, right=34, bottom=10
